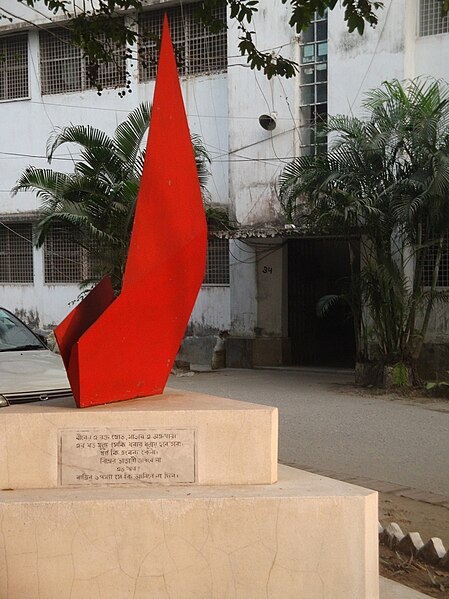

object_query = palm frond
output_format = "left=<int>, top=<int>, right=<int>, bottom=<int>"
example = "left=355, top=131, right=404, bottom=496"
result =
left=114, top=102, right=151, bottom=169
left=316, top=294, right=348, bottom=317
left=278, top=77, right=449, bottom=366
left=14, top=103, right=212, bottom=294
left=47, top=125, right=115, bottom=161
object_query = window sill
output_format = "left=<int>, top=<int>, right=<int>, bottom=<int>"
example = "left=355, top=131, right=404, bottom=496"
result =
left=0, top=96, right=31, bottom=104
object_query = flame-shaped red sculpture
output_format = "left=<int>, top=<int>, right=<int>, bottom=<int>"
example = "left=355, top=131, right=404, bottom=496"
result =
left=55, top=17, right=207, bottom=408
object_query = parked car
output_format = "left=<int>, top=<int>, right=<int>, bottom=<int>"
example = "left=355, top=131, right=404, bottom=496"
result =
left=0, top=307, right=72, bottom=407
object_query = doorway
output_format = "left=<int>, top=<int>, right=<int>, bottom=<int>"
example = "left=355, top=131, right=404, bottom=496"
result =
left=288, top=238, right=356, bottom=367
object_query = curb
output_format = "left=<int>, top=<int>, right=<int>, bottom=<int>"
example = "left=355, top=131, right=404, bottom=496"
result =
left=283, top=463, right=449, bottom=573
left=283, top=462, right=449, bottom=509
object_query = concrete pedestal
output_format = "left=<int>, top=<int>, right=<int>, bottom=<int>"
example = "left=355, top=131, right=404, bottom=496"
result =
left=0, top=390, right=277, bottom=489
left=0, top=465, right=378, bottom=599
left=0, top=392, right=379, bottom=598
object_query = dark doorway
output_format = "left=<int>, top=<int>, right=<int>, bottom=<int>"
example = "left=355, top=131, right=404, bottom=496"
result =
left=288, top=238, right=356, bottom=367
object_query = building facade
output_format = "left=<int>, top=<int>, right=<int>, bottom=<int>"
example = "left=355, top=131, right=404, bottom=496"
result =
left=1, top=0, right=449, bottom=369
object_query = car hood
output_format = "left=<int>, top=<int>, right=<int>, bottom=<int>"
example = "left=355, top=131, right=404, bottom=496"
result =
left=0, top=350, right=70, bottom=394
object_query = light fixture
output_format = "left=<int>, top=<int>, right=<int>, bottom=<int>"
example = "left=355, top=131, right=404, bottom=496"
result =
left=258, top=113, right=277, bottom=131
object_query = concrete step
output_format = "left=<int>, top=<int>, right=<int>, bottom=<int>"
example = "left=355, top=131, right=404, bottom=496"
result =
left=381, top=577, right=433, bottom=598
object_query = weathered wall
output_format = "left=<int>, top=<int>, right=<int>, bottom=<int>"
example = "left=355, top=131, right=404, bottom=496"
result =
left=189, top=286, right=231, bottom=335
left=229, top=240, right=257, bottom=336
left=5, top=0, right=449, bottom=366
left=0, top=2, right=229, bottom=329
left=227, top=0, right=297, bottom=226
left=255, top=240, right=287, bottom=337
left=329, top=0, right=449, bottom=351
left=328, top=0, right=406, bottom=117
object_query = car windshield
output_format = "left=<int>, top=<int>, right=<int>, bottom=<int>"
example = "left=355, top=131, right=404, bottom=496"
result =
left=0, top=308, right=45, bottom=352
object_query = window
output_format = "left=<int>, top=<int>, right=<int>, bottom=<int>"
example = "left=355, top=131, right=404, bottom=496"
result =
left=203, top=238, right=229, bottom=285
left=0, top=222, right=33, bottom=283
left=44, top=227, right=90, bottom=283
left=139, top=2, right=227, bottom=81
left=39, top=26, right=126, bottom=95
left=419, top=0, right=449, bottom=36
left=422, top=235, right=449, bottom=287
left=299, top=11, right=328, bottom=155
left=0, top=33, right=28, bottom=101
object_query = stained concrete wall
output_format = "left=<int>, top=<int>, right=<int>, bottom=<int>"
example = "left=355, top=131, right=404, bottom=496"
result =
left=5, top=0, right=449, bottom=361
left=329, top=0, right=449, bottom=349
left=0, top=1, right=229, bottom=329
left=255, top=241, right=287, bottom=336
left=254, top=240, right=290, bottom=365
left=189, top=286, right=231, bottom=335
left=229, top=240, right=257, bottom=337
left=328, top=0, right=406, bottom=118
left=227, top=0, right=298, bottom=226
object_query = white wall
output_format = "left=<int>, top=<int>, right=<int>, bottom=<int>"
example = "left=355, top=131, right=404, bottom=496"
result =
left=229, top=240, right=257, bottom=336
left=328, top=0, right=406, bottom=117
left=9, top=0, right=449, bottom=343
left=227, top=0, right=298, bottom=227
left=0, top=3, right=229, bottom=328
left=255, top=240, right=287, bottom=337
left=329, top=0, right=449, bottom=344
left=190, top=286, right=231, bottom=334
left=414, top=34, right=449, bottom=79
left=403, top=0, right=449, bottom=80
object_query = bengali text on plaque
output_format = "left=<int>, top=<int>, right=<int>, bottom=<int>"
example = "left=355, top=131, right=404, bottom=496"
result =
left=58, top=428, right=196, bottom=486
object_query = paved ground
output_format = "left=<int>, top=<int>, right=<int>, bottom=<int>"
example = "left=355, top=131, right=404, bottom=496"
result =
left=168, top=367, right=449, bottom=496
left=380, top=578, right=432, bottom=598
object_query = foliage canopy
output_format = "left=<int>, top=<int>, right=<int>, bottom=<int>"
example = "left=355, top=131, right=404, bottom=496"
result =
left=2, top=0, right=386, bottom=81
left=12, top=102, right=212, bottom=292
left=279, top=78, right=449, bottom=378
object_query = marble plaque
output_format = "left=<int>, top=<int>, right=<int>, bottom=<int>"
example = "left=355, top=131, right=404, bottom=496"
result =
left=58, top=428, right=196, bottom=486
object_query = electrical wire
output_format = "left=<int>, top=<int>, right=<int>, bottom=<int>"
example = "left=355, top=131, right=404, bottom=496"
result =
left=0, top=5, right=302, bottom=287
left=1, top=7, right=300, bottom=246
left=228, top=241, right=285, bottom=266
left=349, top=0, right=393, bottom=111
left=0, top=150, right=76, bottom=161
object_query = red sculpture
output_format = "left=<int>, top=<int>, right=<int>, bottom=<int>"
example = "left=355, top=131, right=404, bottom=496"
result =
left=55, top=16, right=207, bottom=408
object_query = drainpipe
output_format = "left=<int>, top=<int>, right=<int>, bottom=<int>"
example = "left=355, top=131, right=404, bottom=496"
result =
left=294, top=33, right=301, bottom=158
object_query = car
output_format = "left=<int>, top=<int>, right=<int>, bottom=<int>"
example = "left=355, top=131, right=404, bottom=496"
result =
left=0, top=306, right=72, bottom=407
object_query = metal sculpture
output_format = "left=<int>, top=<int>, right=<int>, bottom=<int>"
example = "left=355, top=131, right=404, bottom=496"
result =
left=55, top=16, right=207, bottom=408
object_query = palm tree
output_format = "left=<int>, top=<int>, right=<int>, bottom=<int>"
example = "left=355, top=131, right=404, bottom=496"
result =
left=279, top=78, right=449, bottom=379
left=12, top=102, right=212, bottom=292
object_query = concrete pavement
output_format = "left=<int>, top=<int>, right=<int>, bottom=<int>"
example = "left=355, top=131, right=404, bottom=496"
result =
left=169, top=367, right=438, bottom=598
left=168, top=367, right=449, bottom=496
left=381, top=578, right=432, bottom=598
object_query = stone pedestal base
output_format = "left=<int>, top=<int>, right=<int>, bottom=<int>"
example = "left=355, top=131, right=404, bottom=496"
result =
left=0, top=391, right=277, bottom=489
left=0, top=465, right=378, bottom=599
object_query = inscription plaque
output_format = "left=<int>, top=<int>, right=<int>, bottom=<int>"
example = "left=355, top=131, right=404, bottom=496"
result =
left=59, top=428, right=196, bottom=486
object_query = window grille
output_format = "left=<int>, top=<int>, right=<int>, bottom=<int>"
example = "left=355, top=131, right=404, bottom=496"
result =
left=90, top=31, right=127, bottom=90
left=419, top=0, right=449, bottom=36
left=422, top=235, right=449, bottom=287
left=299, top=11, right=328, bottom=156
left=0, top=222, right=33, bottom=283
left=40, top=26, right=126, bottom=95
left=0, top=34, right=29, bottom=101
left=204, top=238, right=229, bottom=285
left=44, top=227, right=87, bottom=283
left=139, top=2, right=227, bottom=81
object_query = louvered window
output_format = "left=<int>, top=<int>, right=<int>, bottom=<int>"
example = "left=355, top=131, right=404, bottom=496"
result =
left=0, top=33, right=28, bottom=101
left=0, top=222, right=33, bottom=283
left=40, top=26, right=126, bottom=95
left=204, top=238, right=229, bottom=285
left=139, top=3, right=227, bottom=81
left=420, top=0, right=449, bottom=36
